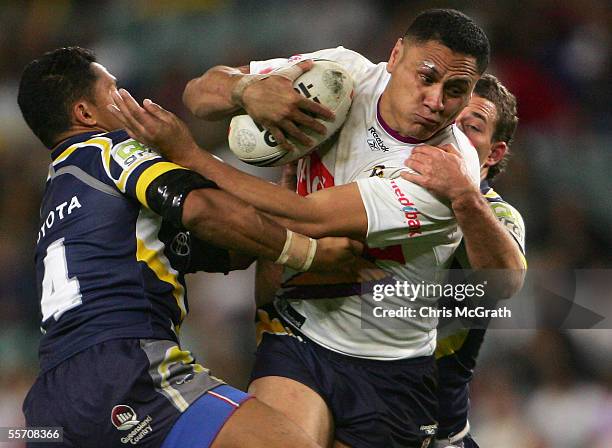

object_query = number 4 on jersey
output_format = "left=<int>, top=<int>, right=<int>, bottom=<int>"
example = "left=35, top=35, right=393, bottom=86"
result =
left=41, top=238, right=82, bottom=322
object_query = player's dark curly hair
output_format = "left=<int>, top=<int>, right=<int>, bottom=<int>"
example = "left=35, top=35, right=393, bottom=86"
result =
left=18, top=47, right=98, bottom=148
left=474, top=74, right=519, bottom=180
left=404, top=9, right=490, bottom=74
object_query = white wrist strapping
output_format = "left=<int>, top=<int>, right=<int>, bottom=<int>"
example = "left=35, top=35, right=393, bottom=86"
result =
left=275, top=229, right=318, bottom=271
left=230, top=63, right=307, bottom=108
left=302, top=236, right=317, bottom=271
left=231, top=74, right=269, bottom=108
left=275, top=229, right=294, bottom=266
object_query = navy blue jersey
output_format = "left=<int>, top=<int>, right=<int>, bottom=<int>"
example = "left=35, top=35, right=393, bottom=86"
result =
left=34, top=130, right=228, bottom=372
left=435, top=180, right=526, bottom=437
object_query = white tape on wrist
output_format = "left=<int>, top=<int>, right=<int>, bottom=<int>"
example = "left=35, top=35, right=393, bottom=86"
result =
left=275, top=229, right=294, bottom=265
left=274, top=229, right=317, bottom=271
left=301, top=237, right=317, bottom=271
left=231, top=74, right=269, bottom=108
left=231, top=62, right=307, bottom=108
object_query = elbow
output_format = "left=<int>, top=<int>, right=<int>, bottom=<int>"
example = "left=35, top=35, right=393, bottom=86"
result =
left=183, top=78, right=204, bottom=118
left=506, top=267, right=527, bottom=298
left=283, top=218, right=330, bottom=239
left=485, top=268, right=526, bottom=300
left=230, top=254, right=256, bottom=271
left=500, top=254, right=527, bottom=299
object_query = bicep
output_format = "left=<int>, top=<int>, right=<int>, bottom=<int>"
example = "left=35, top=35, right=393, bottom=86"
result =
left=356, top=176, right=455, bottom=247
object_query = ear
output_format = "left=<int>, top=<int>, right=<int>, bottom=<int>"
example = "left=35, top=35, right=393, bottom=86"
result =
left=485, top=141, right=507, bottom=168
left=386, top=38, right=404, bottom=73
left=72, top=99, right=97, bottom=127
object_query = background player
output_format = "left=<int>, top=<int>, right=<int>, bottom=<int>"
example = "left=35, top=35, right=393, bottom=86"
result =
left=18, top=47, right=361, bottom=448
left=402, top=75, right=526, bottom=448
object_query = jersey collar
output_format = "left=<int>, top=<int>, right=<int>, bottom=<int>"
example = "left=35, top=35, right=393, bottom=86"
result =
left=376, top=96, right=427, bottom=145
left=50, top=131, right=102, bottom=161
left=480, top=178, right=491, bottom=194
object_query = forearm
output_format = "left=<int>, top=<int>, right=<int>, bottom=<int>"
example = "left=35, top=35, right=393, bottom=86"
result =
left=255, top=260, right=283, bottom=307
left=179, top=145, right=331, bottom=237
left=452, top=191, right=525, bottom=298
left=452, top=191, right=524, bottom=270
left=182, top=188, right=285, bottom=261
left=228, top=251, right=256, bottom=271
left=182, top=65, right=247, bottom=120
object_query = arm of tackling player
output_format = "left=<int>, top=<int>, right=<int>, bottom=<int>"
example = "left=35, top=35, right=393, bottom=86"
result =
left=402, top=144, right=526, bottom=297
left=109, top=89, right=368, bottom=240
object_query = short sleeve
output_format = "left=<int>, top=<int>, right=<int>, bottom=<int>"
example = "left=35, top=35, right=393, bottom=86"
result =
left=489, top=200, right=526, bottom=255
left=356, top=176, right=456, bottom=248
left=104, top=136, right=187, bottom=208
left=250, top=46, right=375, bottom=83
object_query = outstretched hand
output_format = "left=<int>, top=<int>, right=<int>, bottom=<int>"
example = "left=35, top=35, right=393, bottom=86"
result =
left=400, top=144, right=478, bottom=202
left=108, top=89, right=198, bottom=165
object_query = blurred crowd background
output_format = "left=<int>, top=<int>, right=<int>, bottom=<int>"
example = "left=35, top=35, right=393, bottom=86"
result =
left=1, top=1, right=611, bottom=447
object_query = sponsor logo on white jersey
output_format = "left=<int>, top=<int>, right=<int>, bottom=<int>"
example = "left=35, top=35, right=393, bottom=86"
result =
left=367, top=126, right=389, bottom=152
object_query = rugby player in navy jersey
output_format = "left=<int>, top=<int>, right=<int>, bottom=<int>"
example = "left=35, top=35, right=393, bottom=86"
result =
left=401, top=74, right=526, bottom=447
left=17, top=47, right=362, bottom=448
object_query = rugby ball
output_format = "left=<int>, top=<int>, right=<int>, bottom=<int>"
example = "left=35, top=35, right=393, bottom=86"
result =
left=228, top=60, right=354, bottom=167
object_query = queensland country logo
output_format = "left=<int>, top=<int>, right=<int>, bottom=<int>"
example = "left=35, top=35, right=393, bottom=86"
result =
left=111, top=405, right=139, bottom=431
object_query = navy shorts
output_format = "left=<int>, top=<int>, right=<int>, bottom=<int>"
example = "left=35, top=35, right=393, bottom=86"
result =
left=23, top=338, right=250, bottom=447
left=251, top=309, right=438, bottom=447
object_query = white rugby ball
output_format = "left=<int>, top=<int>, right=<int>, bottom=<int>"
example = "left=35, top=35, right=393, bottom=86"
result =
left=228, top=60, right=354, bottom=167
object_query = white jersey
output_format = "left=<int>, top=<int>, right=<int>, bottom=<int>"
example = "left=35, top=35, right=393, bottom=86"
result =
left=251, top=47, right=480, bottom=360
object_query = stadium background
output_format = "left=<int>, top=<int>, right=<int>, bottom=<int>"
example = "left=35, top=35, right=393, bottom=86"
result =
left=0, top=1, right=610, bottom=446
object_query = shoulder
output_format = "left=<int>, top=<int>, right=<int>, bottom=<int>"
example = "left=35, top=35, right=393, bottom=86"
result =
left=311, top=46, right=374, bottom=65
left=485, top=188, right=526, bottom=253
left=250, top=47, right=376, bottom=79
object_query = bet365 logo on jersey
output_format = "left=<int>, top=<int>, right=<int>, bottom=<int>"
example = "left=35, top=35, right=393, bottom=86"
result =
left=112, top=139, right=158, bottom=170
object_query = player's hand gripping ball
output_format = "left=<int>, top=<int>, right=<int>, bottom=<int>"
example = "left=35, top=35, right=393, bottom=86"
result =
left=228, top=60, right=354, bottom=166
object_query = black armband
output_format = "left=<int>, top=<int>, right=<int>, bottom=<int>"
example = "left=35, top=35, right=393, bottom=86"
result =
left=146, top=169, right=218, bottom=228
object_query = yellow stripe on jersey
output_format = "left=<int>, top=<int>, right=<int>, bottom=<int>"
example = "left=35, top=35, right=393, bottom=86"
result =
left=101, top=140, right=113, bottom=179
left=116, top=156, right=159, bottom=193
left=135, top=162, right=186, bottom=208
left=435, top=329, right=469, bottom=359
left=158, top=346, right=192, bottom=412
left=519, top=252, right=528, bottom=269
left=136, top=238, right=187, bottom=323
left=53, top=136, right=112, bottom=167
left=135, top=209, right=187, bottom=324
left=483, top=190, right=500, bottom=200
left=157, top=346, right=223, bottom=412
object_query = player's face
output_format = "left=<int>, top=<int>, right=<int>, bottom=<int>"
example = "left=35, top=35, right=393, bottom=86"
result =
left=89, top=63, right=123, bottom=131
left=456, top=95, right=497, bottom=164
left=382, top=39, right=479, bottom=140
